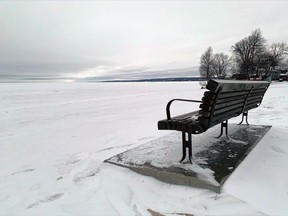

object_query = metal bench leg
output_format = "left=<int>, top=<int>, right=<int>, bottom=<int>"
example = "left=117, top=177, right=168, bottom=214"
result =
left=180, top=132, right=193, bottom=163
left=217, top=120, right=230, bottom=139
left=238, top=112, right=249, bottom=125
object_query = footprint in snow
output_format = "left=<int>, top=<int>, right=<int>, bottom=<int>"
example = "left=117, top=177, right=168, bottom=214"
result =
left=138, top=136, right=154, bottom=141
left=96, top=143, right=134, bottom=153
left=73, top=167, right=100, bottom=184
left=11, top=168, right=35, bottom=176
left=27, top=193, right=64, bottom=209
left=64, top=152, right=90, bottom=165
left=57, top=152, right=90, bottom=175
left=29, top=184, right=40, bottom=191
left=271, top=145, right=288, bottom=154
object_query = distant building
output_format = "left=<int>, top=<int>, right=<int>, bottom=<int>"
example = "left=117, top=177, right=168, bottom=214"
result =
left=231, top=74, right=250, bottom=80
left=270, top=70, right=281, bottom=80
left=271, top=69, right=288, bottom=81
left=231, top=68, right=288, bottom=81
left=280, top=72, right=288, bottom=81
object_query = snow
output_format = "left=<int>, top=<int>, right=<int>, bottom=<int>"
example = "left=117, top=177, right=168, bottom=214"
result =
left=0, top=81, right=288, bottom=215
left=107, top=128, right=235, bottom=187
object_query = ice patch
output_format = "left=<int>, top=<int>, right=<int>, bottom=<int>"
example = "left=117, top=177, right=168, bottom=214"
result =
left=226, top=138, right=248, bottom=145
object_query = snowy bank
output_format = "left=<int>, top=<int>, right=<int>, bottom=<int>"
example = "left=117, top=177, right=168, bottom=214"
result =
left=1, top=81, right=288, bottom=215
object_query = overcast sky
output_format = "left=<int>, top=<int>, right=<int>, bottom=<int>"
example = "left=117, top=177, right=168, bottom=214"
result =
left=1, top=1, right=288, bottom=82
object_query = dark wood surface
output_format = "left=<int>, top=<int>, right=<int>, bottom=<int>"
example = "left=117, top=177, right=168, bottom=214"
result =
left=158, top=79, right=270, bottom=134
left=206, top=79, right=270, bottom=92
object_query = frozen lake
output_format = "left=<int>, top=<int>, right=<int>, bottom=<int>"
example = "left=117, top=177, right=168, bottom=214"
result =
left=1, top=81, right=288, bottom=215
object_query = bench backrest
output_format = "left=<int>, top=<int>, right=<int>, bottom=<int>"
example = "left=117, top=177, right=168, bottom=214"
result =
left=198, top=80, right=270, bottom=129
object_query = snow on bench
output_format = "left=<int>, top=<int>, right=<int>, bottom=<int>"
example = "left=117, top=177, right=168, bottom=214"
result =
left=158, top=79, right=270, bottom=163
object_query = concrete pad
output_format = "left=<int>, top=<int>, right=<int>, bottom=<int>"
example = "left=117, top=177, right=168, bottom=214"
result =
left=105, top=124, right=271, bottom=193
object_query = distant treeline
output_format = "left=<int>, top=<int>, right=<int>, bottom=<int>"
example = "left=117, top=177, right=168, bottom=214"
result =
left=102, top=77, right=206, bottom=83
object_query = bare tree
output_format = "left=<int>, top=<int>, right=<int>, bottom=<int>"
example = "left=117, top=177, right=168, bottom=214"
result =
left=269, top=42, right=288, bottom=68
left=256, top=42, right=288, bottom=77
left=279, top=57, right=288, bottom=69
left=199, top=46, right=214, bottom=80
left=211, top=53, right=230, bottom=78
left=231, top=29, right=266, bottom=77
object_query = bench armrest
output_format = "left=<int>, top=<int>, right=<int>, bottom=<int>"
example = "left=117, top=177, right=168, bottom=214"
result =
left=166, top=99, right=202, bottom=120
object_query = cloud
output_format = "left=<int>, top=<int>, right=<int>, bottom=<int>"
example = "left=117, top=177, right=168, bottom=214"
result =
left=0, top=62, right=99, bottom=82
left=71, top=64, right=149, bottom=79
left=72, top=64, right=199, bottom=82
left=1, top=1, right=288, bottom=82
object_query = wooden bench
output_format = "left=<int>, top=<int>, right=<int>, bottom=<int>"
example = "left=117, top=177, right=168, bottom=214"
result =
left=158, top=79, right=270, bottom=163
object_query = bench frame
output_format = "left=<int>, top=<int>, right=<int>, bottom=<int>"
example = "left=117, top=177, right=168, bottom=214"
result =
left=159, top=80, right=270, bottom=163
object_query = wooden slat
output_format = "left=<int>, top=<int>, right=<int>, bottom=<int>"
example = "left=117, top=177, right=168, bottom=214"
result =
left=199, top=110, right=210, bottom=118
left=169, top=121, right=177, bottom=130
left=209, top=108, right=242, bottom=127
left=176, top=118, right=191, bottom=131
left=201, top=97, right=215, bottom=106
left=178, top=118, right=198, bottom=132
left=251, top=88, right=267, bottom=94
left=218, top=91, right=249, bottom=99
left=209, top=107, right=242, bottom=124
left=158, top=111, right=199, bottom=131
left=203, top=91, right=216, bottom=100
left=214, top=102, right=243, bottom=113
left=199, top=103, right=213, bottom=112
left=176, top=118, right=190, bottom=130
left=246, top=99, right=262, bottom=107
left=204, top=90, right=251, bottom=100
left=216, top=94, right=247, bottom=104
left=186, top=121, right=205, bottom=133
left=199, top=80, right=269, bottom=129
left=202, top=94, right=247, bottom=106
left=244, top=103, right=259, bottom=111
left=200, top=103, right=243, bottom=118
left=158, top=120, right=169, bottom=130
left=158, top=79, right=270, bottom=134
left=206, top=79, right=270, bottom=93
left=247, top=95, right=263, bottom=102
left=197, top=116, right=210, bottom=129
left=201, top=98, right=244, bottom=112
left=250, top=92, right=266, bottom=97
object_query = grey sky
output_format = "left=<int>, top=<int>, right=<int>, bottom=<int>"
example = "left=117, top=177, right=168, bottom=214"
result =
left=1, top=1, right=288, bottom=82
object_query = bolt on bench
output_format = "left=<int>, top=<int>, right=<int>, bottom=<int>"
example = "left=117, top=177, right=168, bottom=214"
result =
left=158, top=79, right=270, bottom=163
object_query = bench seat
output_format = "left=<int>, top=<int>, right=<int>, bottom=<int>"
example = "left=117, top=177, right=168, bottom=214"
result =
left=157, top=79, right=270, bottom=163
left=158, top=111, right=205, bottom=134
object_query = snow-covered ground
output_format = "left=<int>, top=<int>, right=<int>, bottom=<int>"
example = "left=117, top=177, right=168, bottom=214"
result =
left=0, top=81, right=288, bottom=215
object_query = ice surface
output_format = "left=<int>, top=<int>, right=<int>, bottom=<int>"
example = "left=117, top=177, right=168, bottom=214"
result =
left=1, top=81, right=288, bottom=215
